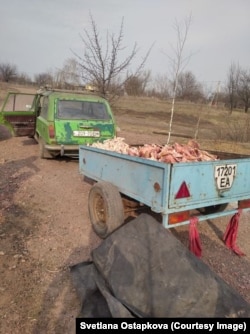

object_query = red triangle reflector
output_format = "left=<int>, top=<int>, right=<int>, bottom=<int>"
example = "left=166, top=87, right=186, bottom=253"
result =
left=175, top=181, right=190, bottom=199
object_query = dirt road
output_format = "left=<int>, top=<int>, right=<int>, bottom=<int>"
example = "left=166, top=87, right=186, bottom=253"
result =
left=0, top=126, right=250, bottom=333
left=0, top=127, right=103, bottom=333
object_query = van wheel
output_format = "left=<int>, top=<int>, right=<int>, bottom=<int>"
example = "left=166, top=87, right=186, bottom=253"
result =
left=38, top=137, right=53, bottom=159
left=88, top=181, right=124, bottom=239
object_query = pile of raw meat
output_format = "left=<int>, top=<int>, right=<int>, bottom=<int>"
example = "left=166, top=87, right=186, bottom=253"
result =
left=91, top=137, right=218, bottom=163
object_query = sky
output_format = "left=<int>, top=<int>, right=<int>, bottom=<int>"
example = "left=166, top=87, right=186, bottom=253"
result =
left=0, top=0, right=249, bottom=92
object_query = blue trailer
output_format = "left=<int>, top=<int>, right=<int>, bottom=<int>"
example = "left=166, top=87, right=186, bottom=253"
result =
left=79, top=145, right=250, bottom=239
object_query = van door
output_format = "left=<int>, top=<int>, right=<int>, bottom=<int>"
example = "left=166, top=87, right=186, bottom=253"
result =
left=0, top=92, right=37, bottom=136
left=54, top=99, right=116, bottom=145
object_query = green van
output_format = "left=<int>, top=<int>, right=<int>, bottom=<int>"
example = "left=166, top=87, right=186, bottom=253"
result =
left=0, top=87, right=118, bottom=158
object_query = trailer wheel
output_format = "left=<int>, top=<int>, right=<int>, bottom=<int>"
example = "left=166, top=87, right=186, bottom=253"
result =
left=198, top=203, right=228, bottom=215
left=88, top=181, right=125, bottom=239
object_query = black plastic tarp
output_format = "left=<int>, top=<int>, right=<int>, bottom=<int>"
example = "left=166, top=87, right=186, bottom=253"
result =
left=70, top=213, right=250, bottom=318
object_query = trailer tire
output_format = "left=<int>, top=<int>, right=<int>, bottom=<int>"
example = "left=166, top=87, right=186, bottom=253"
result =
left=88, top=181, right=125, bottom=239
left=198, top=203, right=228, bottom=215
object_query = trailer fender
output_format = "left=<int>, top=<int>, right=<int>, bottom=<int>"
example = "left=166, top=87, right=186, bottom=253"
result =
left=88, top=181, right=125, bottom=238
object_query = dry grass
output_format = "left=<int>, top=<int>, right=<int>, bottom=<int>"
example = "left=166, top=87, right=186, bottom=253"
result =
left=113, top=95, right=250, bottom=155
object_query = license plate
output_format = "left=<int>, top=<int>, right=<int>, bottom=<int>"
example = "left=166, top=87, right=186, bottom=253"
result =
left=73, top=130, right=100, bottom=137
left=214, top=164, right=237, bottom=190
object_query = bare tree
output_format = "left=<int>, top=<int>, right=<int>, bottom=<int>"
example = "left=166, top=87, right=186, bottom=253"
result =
left=176, top=71, right=204, bottom=102
left=226, top=62, right=240, bottom=113
left=55, top=58, right=82, bottom=88
left=34, top=72, right=53, bottom=87
left=163, top=14, right=193, bottom=144
left=124, top=76, right=142, bottom=96
left=72, top=13, right=153, bottom=100
left=0, top=62, right=17, bottom=82
left=124, top=70, right=151, bottom=96
left=153, top=74, right=171, bottom=98
left=16, top=72, right=32, bottom=85
left=237, top=68, right=250, bottom=113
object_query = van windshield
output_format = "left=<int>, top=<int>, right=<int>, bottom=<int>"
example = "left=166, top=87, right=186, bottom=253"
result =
left=57, top=100, right=111, bottom=120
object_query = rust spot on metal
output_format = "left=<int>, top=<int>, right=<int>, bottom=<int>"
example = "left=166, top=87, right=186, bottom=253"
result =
left=154, top=182, right=161, bottom=192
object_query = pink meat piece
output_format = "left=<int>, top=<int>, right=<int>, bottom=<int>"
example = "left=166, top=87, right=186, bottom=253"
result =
left=91, top=137, right=218, bottom=163
left=138, top=144, right=161, bottom=159
left=159, top=154, right=178, bottom=163
left=187, top=139, right=200, bottom=149
left=200, top=150, right=218, bottom=161
left=127, top=147, right=139, bottom=156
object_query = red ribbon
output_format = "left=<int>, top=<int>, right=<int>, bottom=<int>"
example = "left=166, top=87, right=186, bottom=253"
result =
left=189, top=217, right=202, bottom=258
left=223, top=209, right=245, bottom=256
